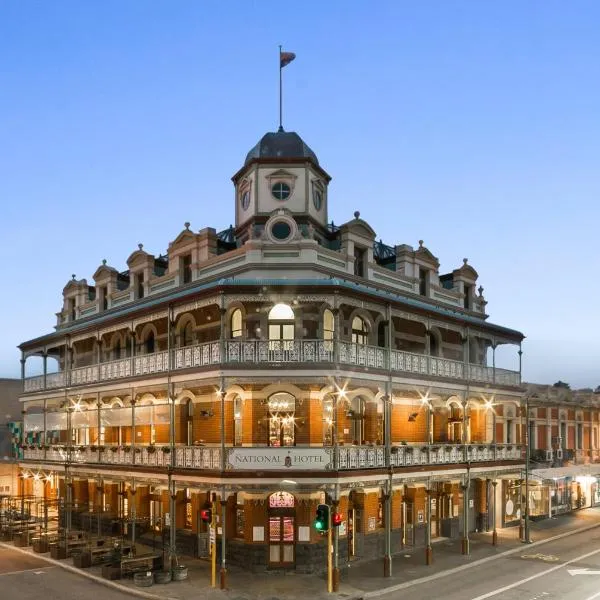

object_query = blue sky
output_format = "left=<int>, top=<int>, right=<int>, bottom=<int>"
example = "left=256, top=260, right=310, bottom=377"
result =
left=0, top=1, right=598, bottom=387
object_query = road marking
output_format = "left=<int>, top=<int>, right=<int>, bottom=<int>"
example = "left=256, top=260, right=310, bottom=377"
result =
left=522, top=553, right=560, bottom=562
left=583, top=592, right=600, bottom=600
left=469, top=547, right=600, bottom=600
left=568, top=567, right=600, bottom=575
left=0, top=566, right=55, bottom=578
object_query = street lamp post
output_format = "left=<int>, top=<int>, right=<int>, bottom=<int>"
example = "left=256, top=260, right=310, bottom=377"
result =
left=523, top=393, right=531, bottom=544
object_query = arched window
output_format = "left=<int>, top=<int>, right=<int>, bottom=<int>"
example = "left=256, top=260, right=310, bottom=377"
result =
left=268, top=304, right=294, bottom=349
left=323, top=309, right=334, bottom=342
left=351, top=316, right=368, bottom=345
left=181, top=321, right=194, bottom=347
left=144, top=331, right=155, bottom=355
left=267, top=392, right=295, bottom=447
left=231, top=309, right=242, bottom=339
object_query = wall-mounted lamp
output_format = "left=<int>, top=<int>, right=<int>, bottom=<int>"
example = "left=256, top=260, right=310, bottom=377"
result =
left=408, top=412, right=419, bottom=422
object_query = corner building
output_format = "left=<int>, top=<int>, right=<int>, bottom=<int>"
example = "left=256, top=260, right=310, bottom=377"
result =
left=18, top=128, right=526, bottom=573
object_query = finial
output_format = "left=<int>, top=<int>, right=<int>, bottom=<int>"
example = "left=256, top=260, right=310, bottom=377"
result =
left=184, top=222, right=190, bottom=230
left=102, top=259, right=107, bottom=266
left=138, top=243, right=143, bottom=251
left=463, top=258, right=468, bottom=265
left=418, top=240, right=424, bottom=248
left=353, top=211, right=360, bottom=219
left=478, top=286, right=484, bottom=297
left=278, top=126, right=284, bottom=133
left=71, top=274, right=76, bottom=280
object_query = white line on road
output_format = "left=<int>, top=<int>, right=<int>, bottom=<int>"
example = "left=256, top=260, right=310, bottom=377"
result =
left=568, top=568, right=600, bottom=576
left=469, top=547, right=600, bottom=600
left=0, top=566, right=55, bottom=578
left=583, top=592, right=600, bottom=600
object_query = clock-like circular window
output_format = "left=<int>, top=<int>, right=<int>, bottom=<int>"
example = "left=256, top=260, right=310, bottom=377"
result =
left=241, top=190, right=250, bottom=210
left=271, top=220, right=292, bottom=241
left=271, top=182, right=291, bottom=201
left=313, top=189, right=322, bottom=210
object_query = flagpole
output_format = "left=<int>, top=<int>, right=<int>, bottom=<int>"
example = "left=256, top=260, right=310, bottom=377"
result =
left=279, top=45, right=283, bottom=131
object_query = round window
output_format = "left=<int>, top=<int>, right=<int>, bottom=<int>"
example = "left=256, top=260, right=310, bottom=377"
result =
left=271, top=221, right=292, bottom=240
left=271, top=182, right=291, bottom=201
left=241, top=190, right=250, bottom=210
left=313, top=189, right=322, bottom=210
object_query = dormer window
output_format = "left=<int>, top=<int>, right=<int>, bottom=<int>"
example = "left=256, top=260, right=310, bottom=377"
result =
left=136, top=272, right=145, bottom=299
left=419, top=268, right=428, bottom=296
left=464, top=284, right=472, bottom=310
left=182, top=254, right=192, bottom=285
left=68, top=298, right=76, bottom=321
left=99, top=286, right=108, bottom=311
left=354, top=247, right=366, bottom=277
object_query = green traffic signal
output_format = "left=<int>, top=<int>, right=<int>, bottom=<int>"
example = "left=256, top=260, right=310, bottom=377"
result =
left=314, top=503, right=330, bottom=532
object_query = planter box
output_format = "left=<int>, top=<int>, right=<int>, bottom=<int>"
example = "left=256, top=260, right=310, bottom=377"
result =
left=50, top=544, right=67, bottom=559
left=133, top=572, right=153, bottom=587
left=33, top=539, right=49, bottom=553
left=172, top=566, right=188, bottom=581
left=73, top=551, right=92, bottom=568
left=101, top=564, right=121, bottom=580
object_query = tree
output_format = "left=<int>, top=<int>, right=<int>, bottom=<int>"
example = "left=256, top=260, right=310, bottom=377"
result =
left=552, top=381, right=571, bottom=389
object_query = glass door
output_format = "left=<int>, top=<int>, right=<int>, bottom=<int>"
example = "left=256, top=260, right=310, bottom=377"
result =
left=268, top=516, right=295, bottom=566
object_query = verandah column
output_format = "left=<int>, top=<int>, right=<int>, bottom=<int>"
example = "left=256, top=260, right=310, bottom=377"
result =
left=462, top=471, right=470, bottom=555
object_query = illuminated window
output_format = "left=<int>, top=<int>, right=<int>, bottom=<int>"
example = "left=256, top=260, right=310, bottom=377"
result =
left=268, top=304, right=294, bottom=349
left=323, top=309, right=334, bottom=342
left=323, top=396, right=334, bottom=446
left=231, top=309, right=242, bottom=338
left=351, top=316, right=368, bottom=345
left=268, top=393, right=295, bottom=447
left=234, top=396, right=243, bottom=446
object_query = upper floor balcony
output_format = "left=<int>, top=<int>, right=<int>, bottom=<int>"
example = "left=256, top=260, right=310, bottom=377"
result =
left=23, top=339, right=521, bottom=392
left=20, top=441, right=524, bottom=472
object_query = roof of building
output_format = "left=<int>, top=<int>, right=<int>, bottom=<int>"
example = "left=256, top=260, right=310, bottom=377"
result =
left=244, top=128, right=319, bottom=166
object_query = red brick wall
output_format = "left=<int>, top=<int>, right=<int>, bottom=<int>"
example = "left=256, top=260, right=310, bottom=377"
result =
left=391, top=405, right=427, bottom=443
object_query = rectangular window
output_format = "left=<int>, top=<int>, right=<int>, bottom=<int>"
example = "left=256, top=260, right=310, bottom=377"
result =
left=136, top=272, right=145, bottom=299
left=577, top=424, right=583, bottom=449
left=182, top=254, right=192, bottom=284
left=419, top=269, right=428, bottom=296
left=464, top=285, right=471, bottom=309
left=68, top=298, right=76, bottom=321
left=100, top=286, right=108, bottom=311
left=354, top=247, right=365, bottom=277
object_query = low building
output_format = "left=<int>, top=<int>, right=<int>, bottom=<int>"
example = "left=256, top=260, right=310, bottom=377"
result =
left=525, top=384, right=600, bottom=518
left=16, top=127, right=526, bottom=574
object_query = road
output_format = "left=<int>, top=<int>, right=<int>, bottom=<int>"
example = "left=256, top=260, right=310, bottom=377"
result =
left=0, top=546, right=133, bottom=600
left=377, top=526, right=600, bottom=600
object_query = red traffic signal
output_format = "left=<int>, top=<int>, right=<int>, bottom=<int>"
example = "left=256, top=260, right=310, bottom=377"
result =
left=200, top=508, right=212, bottom=523
left=332, top=512, right=343, bottom=527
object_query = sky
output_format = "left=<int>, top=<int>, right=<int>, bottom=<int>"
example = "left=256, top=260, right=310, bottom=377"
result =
left=0, top=1, right=599, bottom=388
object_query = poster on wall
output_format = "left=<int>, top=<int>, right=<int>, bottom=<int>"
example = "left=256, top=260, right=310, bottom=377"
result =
left=252, top=526, right=264, bottom=542
left=368, top=517, right=376, bottom=531
left=417, top=510, right=424, bottom=523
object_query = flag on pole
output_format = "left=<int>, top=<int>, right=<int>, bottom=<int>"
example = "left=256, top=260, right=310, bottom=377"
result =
left=280, top=51, right=296, bottom=68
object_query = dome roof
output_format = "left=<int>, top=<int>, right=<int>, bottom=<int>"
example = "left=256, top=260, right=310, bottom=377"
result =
left=245, top=128, right=319, bottom=166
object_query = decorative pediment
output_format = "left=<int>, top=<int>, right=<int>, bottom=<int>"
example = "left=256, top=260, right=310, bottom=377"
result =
left=415, top=240, right=440, bottom=268
left=127, top=243, right=153, bottom=268
left=63, top=275, right=87, bottom=294
left=453, top=258, right=478, bottom=281
left=169, top=222, right=198, bottom=251
left=340, top=212, right=376, bottom=240
left=93, top=260, right=119, bottom=282
left=266, top=169, right=297, bottom=182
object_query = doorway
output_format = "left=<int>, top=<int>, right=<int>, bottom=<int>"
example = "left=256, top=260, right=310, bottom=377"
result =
left=268, top=492, right=295, bottom=568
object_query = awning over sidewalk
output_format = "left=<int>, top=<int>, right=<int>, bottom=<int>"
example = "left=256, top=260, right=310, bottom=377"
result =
left=532, top=464, right=600, bottom=481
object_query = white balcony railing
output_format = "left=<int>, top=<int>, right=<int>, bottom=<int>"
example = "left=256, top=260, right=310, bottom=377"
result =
left=23, top=340, right=521, bottom=392
left=21, top=443, right=522, bottom=470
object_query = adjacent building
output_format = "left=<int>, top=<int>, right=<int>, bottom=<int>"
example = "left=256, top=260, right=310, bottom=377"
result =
left=16, top=127, right=526, bottom=573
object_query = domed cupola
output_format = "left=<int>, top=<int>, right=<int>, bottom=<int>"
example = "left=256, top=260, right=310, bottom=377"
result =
left=232, top=127, right=331, bottom=240
left=244, top=128, right=319, bottom=166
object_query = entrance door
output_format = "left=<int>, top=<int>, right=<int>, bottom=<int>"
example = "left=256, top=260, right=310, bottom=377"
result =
left=347, top=509, right=355, bottom=559
left=404, top=502, right=414, bottom=546
left=268, top=516, right=295, bottom=566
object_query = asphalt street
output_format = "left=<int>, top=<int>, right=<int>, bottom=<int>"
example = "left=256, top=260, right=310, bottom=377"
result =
left=376, top=527, right=600, bottom=600
left=0, top=547, right=133, bottom=600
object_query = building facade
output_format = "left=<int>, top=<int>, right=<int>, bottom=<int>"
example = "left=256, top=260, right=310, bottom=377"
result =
left=16, top=128, right=526, bottom=574
left=525, top=384, right=600, bottom=519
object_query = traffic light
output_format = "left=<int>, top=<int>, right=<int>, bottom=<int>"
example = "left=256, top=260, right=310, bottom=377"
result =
left=314, top=503, right=329, bottom=532
left=331, top=511, right=342, bottom=527
left=200, top=507, right=212, bottom=523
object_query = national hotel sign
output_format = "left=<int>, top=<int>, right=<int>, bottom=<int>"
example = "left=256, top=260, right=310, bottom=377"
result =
left=228, top=448, right=333, bottom=470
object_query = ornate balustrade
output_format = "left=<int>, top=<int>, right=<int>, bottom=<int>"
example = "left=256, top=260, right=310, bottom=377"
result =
left=21, top=443, right=522, bottom=470
left=23, top=340, right=521, bottom=392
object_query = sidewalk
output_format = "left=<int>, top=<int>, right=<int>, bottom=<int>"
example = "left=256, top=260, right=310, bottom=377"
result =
left=3, top=508, right=600, bottom=600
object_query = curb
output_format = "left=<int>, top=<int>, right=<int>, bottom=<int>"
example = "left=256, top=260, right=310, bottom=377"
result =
left=0, top=542, right=178, bottom=600
left=361, top=521, right=600, bottom=598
